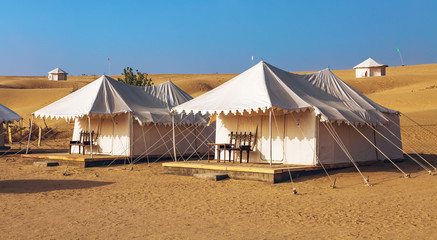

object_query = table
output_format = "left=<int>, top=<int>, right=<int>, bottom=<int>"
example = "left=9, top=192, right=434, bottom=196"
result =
left=207, top=143, right=234, bottom=162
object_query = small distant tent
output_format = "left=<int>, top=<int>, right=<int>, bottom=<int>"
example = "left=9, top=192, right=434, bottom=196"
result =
left=48, top=68, right=68, bottom=81
left=30, top=75, right=212, bottom=159
left=0, top=104, right=22, bottom=147
left=173, top=61, right=403, bottom=166
left=354, top=58, right=387, bottom=78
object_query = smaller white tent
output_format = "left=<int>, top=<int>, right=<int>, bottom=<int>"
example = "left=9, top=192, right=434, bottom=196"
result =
left=0, top=104, right=22, bottom=147
left=354, top=58, right=387, bottom=78
left=48, top=68, right=68, bottom=81
left=31, top=75, right=212, bottom=158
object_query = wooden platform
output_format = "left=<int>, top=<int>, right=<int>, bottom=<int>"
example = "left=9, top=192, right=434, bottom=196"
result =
left=21, top=153, right=132, bottom=167
left=163, top=161, right=343, bottom=183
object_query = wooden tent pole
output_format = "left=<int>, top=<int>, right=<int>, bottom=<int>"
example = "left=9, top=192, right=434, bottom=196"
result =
left=88, top=115, right=93, bottom=158
left=172, top=113, right=177, bottom=161
left=269, top=109, right=272, bottom=167
left=130, top=112, right=133, bottom=162
left=25, top=115, right=34, bottom=154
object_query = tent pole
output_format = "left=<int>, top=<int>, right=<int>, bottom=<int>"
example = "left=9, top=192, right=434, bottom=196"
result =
left=130, top=113, right=133, bottom=162
left=269, top=109, right=272, bottom=167
left=25, top=115, right=34, bottom=154
left=88, top=115, right=93, bottom=158
left=172, top=113, right=177, bottom=161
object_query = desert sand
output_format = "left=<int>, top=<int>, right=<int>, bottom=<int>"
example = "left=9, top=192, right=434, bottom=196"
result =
left=1, top=64, right=437, bottom=239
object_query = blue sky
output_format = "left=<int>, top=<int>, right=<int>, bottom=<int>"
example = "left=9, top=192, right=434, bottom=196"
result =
left=0, top=0, right=436, bottom=76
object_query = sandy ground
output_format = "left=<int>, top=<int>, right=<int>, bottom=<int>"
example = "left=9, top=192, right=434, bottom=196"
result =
left=1, top=64, right=437, bottom=239
left=0, top=156, right=436, bottom=239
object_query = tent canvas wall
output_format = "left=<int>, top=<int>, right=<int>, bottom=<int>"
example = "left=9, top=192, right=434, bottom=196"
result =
left=215, top=110, right=402, bottom=165
left=0, top=104, right=22, bottom=147
left=174, top=61, right=403, bottom=166
left=71, top=114, right=210, bottom=157
left=354, top=58, right=387, bottom=78
left=32, top=75, right=212, bottom=158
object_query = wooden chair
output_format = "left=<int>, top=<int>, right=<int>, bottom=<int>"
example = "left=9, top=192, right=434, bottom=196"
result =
left=231, top=131, right=256, bottom=163
left=68, top=131, right=96, bottom=155
left=81, top=131, right=95, bottom=155
left=69, top=131, right=84, bottom=154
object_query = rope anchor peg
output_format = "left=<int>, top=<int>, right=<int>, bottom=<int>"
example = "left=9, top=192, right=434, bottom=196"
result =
left=292, top=188, right=298, bottom=195
left=404, top=173, right=411, bottom=178
left=364, top=176, right=372, bottom=186
left=330, top=178, right=337, bottom=189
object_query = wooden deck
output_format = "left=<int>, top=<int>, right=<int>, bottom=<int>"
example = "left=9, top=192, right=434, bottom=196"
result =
left=21, top=153, right=131, bottom=167
left=162, top=161, right=356, bottom=183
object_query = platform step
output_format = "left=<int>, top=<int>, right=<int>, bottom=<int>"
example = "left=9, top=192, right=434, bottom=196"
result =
left=33, top=161, right=59, bottom=167
left=193, top=173, right=229, bottom=181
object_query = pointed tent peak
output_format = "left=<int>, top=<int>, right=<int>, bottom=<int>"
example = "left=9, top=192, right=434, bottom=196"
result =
left=354, top=58, right=388, bottom=69
left=157, top=80, right=178, bottom=87
left=144, top=80, right=193, bottom=109
left=48, top=68, right=68, bottom=74
left=96, top=74, right=116, bottom=81
left=0, top=104, right=22, bottom=123
left=319, top=68, right=332, bottom=72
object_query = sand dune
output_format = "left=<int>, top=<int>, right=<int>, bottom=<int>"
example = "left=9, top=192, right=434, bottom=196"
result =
left=1, top=64, right=437, bottom=239
left=0, top=157, right=436, bottom=239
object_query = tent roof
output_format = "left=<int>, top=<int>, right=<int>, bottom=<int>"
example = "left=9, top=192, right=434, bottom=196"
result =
left=0, top=104, right=22, bottom=123
left=173, top=61, right=398, bottom=124
left=48, top=68, right=68, bottom=74
left=353, top=58, right=387, bottom=69
left=33, top=75, right=204, bottom=125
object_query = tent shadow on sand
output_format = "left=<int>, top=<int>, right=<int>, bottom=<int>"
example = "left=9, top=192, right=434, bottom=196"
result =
left=0, top=179, right=114, bottom=194
left=290, top=154, right=437, bottom=185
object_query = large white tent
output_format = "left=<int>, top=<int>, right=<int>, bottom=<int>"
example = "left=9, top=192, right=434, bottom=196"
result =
left=173, top=61, right=403, bottom=166
left=0, top=104, right=22, bottom=147
left=30, top=75, right=212, bottom=158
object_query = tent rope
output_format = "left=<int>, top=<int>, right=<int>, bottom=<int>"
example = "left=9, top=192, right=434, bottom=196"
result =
left=350, top=123, right=410, bottom=178
left=323, top=122, right=371, bottom=186
left=378, top=123, right=436, bottom=171
left=368, top=123, right=433, bottom=175
left=128, top=113, right=210, bottom=165
left=272, top=111, right=297, bottom=193
left=289, top=113, right=336, bottom=188
left=402, top=113, right=437, bottom=139
left=387, top=114, right=437, bottom=156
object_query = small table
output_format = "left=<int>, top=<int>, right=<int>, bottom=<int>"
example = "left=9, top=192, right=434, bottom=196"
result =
left=207, top=143, right=234, bottom=162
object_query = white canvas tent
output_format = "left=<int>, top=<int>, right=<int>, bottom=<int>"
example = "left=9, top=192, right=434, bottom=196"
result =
left=30, top=75, right=212, bottom=159
left=354, top=58, right=387, bottom=78
left=48, top=68, right=68, bottom=81
left=173, top=61, right=403, bottom=166
left=0, top=104, right=22, bottom=147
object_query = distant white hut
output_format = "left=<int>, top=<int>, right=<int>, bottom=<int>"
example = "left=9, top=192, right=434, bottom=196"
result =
left=354, top=58, right=387, bottom=78
left=48, top=68, right=68, bottom=81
